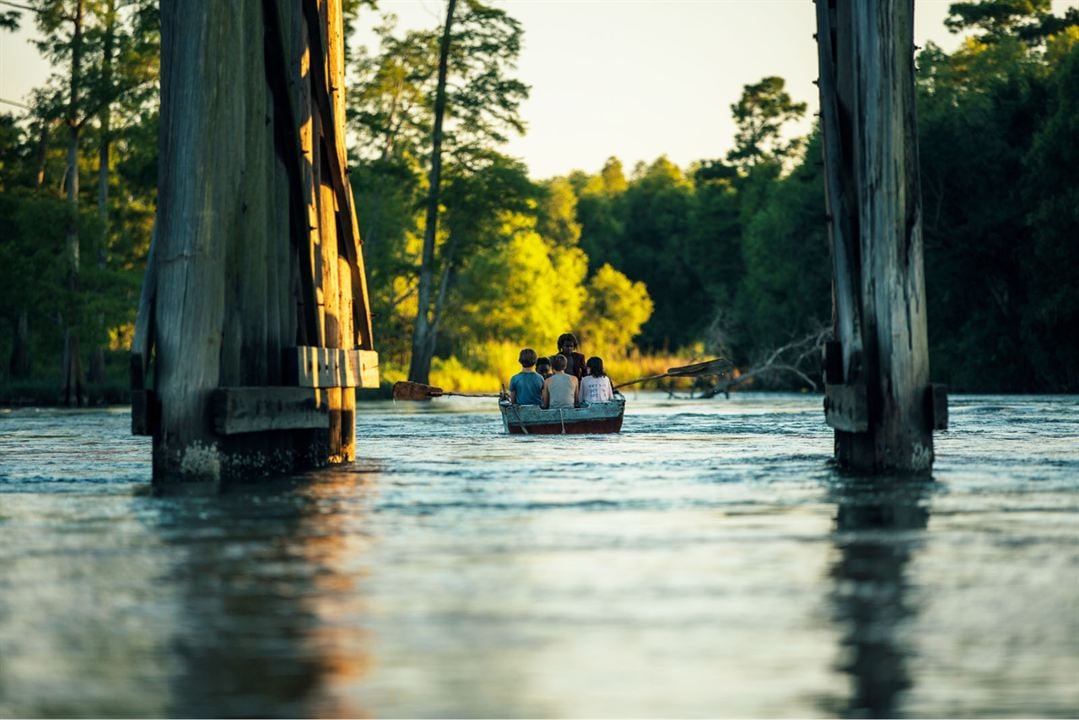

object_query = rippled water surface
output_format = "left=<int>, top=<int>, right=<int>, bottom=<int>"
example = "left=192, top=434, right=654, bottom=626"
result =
left=1, top=393, right=1077, bottom=717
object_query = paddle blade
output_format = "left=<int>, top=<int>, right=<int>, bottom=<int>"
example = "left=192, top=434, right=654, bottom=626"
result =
left=392, top=380, right=443, bottom=401
left=666, top=358, right=732, bottom=377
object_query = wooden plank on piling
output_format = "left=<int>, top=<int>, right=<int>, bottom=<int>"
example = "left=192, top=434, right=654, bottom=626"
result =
left=284, top=346, right=376, bottom=388
left=286, top=346, right=344, bottom=387
left=211, top=387, right=328, bottom=435
left=351, top=349, right=380, bottom=389
left=824, top=383, right=868, bottom=433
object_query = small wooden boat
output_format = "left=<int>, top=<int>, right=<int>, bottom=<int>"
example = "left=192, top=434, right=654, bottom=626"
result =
left=499, top=394, right=626, bottom=434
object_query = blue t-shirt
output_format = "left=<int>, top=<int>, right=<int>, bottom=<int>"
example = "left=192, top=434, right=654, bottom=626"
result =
left=510, top=370, right=545, bottom=405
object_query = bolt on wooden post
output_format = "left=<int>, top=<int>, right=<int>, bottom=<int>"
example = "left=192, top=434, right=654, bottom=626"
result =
left=130, top=0, right=378, bottom=490
left=814, top=0, right=947, bottom=473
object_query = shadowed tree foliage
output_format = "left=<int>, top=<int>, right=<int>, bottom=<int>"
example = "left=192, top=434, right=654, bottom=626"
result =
left=944, top=0, right=1051, bottom=36
left=727, top=76, right=807, bottom=171
left=0, top=1, right=157, bottom=402
left=572, top=157, right=627, bottom=273
left=916, top=3, right=1079, bottom=391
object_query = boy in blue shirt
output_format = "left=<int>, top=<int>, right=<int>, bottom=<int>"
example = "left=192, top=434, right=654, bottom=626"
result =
left=509, top=348, right=545, bottom=405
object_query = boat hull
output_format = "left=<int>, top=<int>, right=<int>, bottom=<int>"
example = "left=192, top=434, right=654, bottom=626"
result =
left=499, top=397, right=625, bottom=434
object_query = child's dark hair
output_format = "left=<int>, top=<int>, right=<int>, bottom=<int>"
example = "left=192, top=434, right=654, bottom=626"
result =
left=536, top=355, right=551, bottom=369
left=551, top=353, right=568, bottom=371
left=518, top=348, right=537, bottom=367
left=586, top=356, right=605, bottom=377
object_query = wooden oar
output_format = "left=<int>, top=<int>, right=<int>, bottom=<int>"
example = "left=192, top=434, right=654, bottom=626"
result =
left=392, top=380, right=501, bottom=401
left=614, top=357, right=732, bottom=390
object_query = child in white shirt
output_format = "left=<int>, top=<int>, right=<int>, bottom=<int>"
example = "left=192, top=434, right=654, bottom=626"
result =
left=578, top=356, right=614, bottom=405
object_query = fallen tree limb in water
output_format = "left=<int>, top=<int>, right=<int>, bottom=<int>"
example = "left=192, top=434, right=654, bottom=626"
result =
left=689, top=327, right=830, bottom=399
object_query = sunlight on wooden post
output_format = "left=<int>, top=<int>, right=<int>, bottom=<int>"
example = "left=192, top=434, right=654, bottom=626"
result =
left=815, top=0, right=945, bottom=473
left=131, top=0, right=377, bottom=489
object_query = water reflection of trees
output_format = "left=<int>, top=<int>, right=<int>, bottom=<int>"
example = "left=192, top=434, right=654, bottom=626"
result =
left=154, top=472, right=374, bottom=718
left=824, top=475, right=932, bottom=718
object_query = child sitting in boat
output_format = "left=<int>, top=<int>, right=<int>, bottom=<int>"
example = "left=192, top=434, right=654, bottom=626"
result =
left=555, top=333, right=586, bottom=382
left=509, top=348, right=545, bottom=405
left=578, top=356, right=615, bottom=405
left=542, top=353, right=578, bottom=409
left=535, top=355, right=552, bottom=380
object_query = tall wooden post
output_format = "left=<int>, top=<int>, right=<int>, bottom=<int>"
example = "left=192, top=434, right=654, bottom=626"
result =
left=131, top=0, right=378, bottom=489
left=815, top=0, right=946, bottom=473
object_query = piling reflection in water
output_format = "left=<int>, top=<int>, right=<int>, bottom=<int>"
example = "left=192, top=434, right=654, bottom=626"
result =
left=158, top=472, right=375, bottom=718
left=825, top=475, right=932, bottom=718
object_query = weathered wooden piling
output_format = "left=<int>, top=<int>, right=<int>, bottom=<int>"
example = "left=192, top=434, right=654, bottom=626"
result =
left=814, top=0, right=946, bottom=473
left=131, top=0, right=378, bottom=488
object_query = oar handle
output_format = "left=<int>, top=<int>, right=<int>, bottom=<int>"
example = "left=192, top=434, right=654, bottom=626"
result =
left=439, top=391, right=501, bottom=398
left=393, top=380, right=501, bottom=400
left=613, top=358, right=731, bottom=390
left=614, top=372, right=668, bottom=390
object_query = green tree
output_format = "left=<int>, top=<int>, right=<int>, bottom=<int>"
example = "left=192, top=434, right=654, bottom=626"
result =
left=726, top=76, right=807, bottom=171
left=1021, top=40, right=1079, bottom=390
left=350, top=14, right=434, bottom=162
left=381, top=0, right=529, bottom=383
left=915, top=2, right=1078, bottom=391
left=349, top=155, right=424, bottom=367
left=573, top=157, right=627, bottom=272
left=19, top=0, right=158, bottom=401
left=945, top=0, right=1051, bottom=37
left=687, top=159, right=743, bottom=334
left=535, top=177, right=581, bottom=248
left=430, top=152, right=536, bottom=357
left=0, top=8, right=20, bottom=29
left=618, top=156, right=700, bottom=350
left=452, top=214, right=587, bottom=355
left=578, top=263, right=653, bottom=355
left=733, top=132, right=830, bottom=365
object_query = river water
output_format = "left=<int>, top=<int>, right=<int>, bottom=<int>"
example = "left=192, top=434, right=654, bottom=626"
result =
left=0, top=393, right=1077, bottom=718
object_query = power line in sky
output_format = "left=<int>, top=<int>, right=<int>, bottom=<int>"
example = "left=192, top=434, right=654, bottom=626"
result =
left=0, top=0, right=37, bottom=13
left=1, top=97, right=32, bottom=110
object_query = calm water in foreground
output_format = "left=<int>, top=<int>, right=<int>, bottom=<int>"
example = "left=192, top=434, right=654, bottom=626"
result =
left=1, top=393, right=1077, bottom=718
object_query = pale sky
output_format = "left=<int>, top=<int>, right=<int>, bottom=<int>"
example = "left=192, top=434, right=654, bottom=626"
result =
left=2, top=0, right=1076, bottom=179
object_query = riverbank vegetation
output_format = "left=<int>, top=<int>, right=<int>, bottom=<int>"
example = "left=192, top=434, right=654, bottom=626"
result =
left=1, top=0, right=1077, bottom=404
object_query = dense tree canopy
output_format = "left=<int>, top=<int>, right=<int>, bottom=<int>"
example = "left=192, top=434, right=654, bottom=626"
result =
left=0, top=0, right=157, bottom=400
left=1, top=0, right=1077, bottom=397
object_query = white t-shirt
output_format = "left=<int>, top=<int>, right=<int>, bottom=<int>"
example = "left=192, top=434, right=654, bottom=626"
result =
left=579, top=375, right=614, bottom=404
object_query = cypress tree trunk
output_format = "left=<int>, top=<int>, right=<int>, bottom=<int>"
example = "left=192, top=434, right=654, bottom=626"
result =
left=34, top=120, right=49, bottom=189
left=9, top=310, right=31, bottom=378
left=88, top=0, right=117, bottom=387
left=408, top=0, right=456, bottom=384
left=60, top=0, right=86, bottom=407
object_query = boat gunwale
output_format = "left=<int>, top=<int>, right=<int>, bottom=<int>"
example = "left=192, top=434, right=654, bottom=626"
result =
left=498, top=395, right=626, bottom=434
